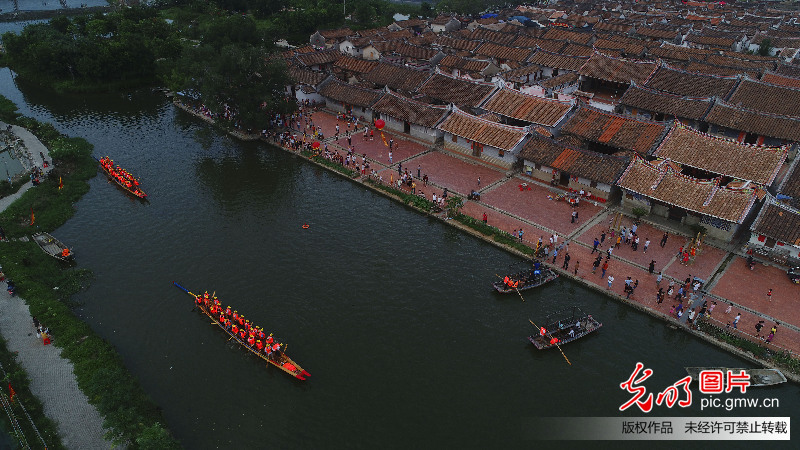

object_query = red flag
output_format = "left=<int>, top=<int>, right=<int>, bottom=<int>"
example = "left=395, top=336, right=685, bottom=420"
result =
left=381, top=131, right=388, bottom=147
left=30, top=207, right=35, bottom=226
left=8, top=383, right=15, bottom=403
left=58, top=177, right=63, bottom=190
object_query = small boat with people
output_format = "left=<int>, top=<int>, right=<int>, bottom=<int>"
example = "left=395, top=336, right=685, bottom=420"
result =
left=494, top=260, right=558, bottom=294
left=684, top=367, right=787, bottom=388
left=32, top=232, right=73, bottom=261
left=95, top=156, right=147, bottom=200
left=528, top=307, right=602, bottom=350
left=172, top=282, right=309, bottom=380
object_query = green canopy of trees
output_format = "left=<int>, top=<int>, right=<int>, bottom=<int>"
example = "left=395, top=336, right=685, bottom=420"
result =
left=2, top=7, right=180, bottom=90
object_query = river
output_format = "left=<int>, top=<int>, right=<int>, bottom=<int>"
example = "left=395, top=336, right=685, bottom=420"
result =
left=0, top=56, right=797, bottom=450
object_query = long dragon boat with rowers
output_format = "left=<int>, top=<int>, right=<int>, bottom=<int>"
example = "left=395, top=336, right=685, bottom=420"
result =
left=95, top=156, right=147, bottom=200
left=173, top=282, right=309, bottom=380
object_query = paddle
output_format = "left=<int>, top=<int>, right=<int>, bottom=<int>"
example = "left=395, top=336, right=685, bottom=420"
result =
left=529, top=318, right=572, bottom=366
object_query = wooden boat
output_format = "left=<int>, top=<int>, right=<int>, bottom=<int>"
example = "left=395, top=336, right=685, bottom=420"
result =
left=528, top=307, right=602, bottom=350
left=494, top=262, right=558, bottom=293
left=95, top=156, right=147, bottom=200
left=684, top=367, right=787, bottom=388
left=172, top=282, right=309, bottom=380
left=32, top=232, right=73, bottom=261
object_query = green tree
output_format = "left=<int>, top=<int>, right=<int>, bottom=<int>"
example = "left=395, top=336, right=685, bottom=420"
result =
left=757, top=38, right=773, bottom=56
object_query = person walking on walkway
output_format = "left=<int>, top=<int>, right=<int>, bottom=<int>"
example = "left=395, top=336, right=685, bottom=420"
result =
left=592, top=238, right=599, bottom=254
left=600, top=230, right=606, bottom=244
left=592, top=256, right=600, bottom=274
left=573, top=260, right=579, bottom=276
left=562, top=253, right=570, bottom=270
left=607, top=275, right=614, bottom=290
left=571, top=210, right=578, bottom=223
left=755, top=320, right=764, bottom=337
left=477, top=176, right=481, bottom=187
left=482, top=212, right=487, bottom=225
left=767, top=288, right=773, bottom=301
left=644, top=238, right=650, bottom=253
left=656, top=272, right=662, bottom=287
left=648, top=260, right=655, bottom=274
left=660, top=232, right=669, bottom=248
left=732, top=313, right=741, bottom=329
left=552, top=248, right=558, bottom=264
left=601, top=261, right=608, bottom=278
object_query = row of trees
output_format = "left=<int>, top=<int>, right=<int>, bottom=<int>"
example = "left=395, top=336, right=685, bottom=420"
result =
left=2, top=0, right=497, bottom=133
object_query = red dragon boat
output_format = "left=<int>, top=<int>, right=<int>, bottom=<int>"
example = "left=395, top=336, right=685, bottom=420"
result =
left=96, top=156, right=147, bottom=199
left=173, top=282, right=309, bottom=380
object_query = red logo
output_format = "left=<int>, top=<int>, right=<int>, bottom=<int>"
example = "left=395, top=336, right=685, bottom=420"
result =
left=619, top=362, right=692, bottom=412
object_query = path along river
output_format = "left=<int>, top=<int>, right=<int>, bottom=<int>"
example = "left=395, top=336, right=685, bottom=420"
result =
left=0, top=68, right=798, bottom=448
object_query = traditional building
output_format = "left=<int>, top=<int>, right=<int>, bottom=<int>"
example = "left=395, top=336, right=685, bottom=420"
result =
left=559, top=104, right=670, bottom=156
left=617, top=156, right=759, bottom=241
left=748, top=196, right=800, bottom=262
left=417, top=71, right=499, bottom=109
left=518, top=133, right=630, bottom=201
left=480, top=86, right=573, bottom=132
left=317, top=77, right=382, bottom=119
left=437, top=107, right=529, bottom=169
left=370, top=90, right=450, bottom=143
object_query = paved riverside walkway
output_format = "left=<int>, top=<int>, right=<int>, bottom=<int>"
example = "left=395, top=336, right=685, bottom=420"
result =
left=0, top=125, right=112, bottom=449
left=277, top=109, right=800, bottom=369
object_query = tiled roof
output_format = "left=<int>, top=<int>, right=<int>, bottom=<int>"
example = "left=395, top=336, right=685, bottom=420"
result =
left=649, top=43, right=715, bottom=62
left=620, top=83, right=713, bottom=121
left=481, top=87, right=572, bottom=127
left=779, top=163, right=800, bottom=207
left=617, top=156, right=758, bottom=224
left=371, top=90, right=450, bottom=128
left=726, top=78, right=800, bottom=117
left=539, top=72, right=580, bottom=89
left=333, top=56, right=380, bottom=74
left=684, top=32, right=737, bottom=49
left=511, top=36, right=567, bottom=53
left=437, top=107, right=527, bottom=151
left=467, top=27, right=517, bottom=46
left=775, top=63, right=800, bottom=78
left=705, top=54, right=776, bottom=72
left=418, top=72, right=498, bottom=108
left=594, top=21, right=635, bottom=34
left=319, top=28, right=354, bottom=40
left=295, top=49, right=343, bottom=67
left=643, top=64, right=739, bottom=98
left=541, top=27, right=594, bottom=45
left=683, top=61, right=759, bottom=78
left=434, top=35, right=481, bottom=52
left=518, top=133, right=630, bottom=185
left=593, top=38, right=646, bottom=57
left=636, top=25, right=680, bottom=40
left=528, top=49, right=589, bottom=72
left=761, top=71, right=800, bottom=89
left=704, top=99, right=800, bottom=141
left=384, top=41, right=440, bottom=61
left=437, top=55, right=493, bottom=73
left=560, top=104, right=668, bottom=154
left=561, top=43, right=595, bottom=57
left=474, top=42, right=534, bottom=62
left=652, top=122, right=787, bottom=185
left=288, top=66, right=327, bottom=87
left=578, top=51, right=658, bottom=85
left=751, top=200, right=800, bottom=246
left=362, top=62, right=431, bottom=93
left=318, top=78, right=382, bottom=108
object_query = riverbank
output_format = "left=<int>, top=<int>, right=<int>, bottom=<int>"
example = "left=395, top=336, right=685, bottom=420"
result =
left=175, top=102, right=800, bottom=383
left=0, top=105, right=180, bottom=448
left=0, top=124, right=107, bottom=448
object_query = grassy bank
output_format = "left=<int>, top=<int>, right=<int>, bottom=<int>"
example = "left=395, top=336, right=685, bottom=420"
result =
left=0, top=97, right=180, bottom=448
